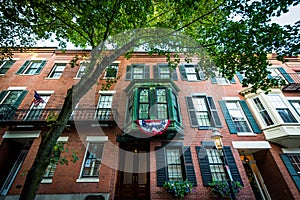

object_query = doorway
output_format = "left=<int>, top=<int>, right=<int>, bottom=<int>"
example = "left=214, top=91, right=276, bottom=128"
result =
left=115, top=141, right=150, bottom=200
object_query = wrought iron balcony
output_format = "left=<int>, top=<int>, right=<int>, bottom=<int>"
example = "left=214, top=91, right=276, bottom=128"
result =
left=281, top=73, right=300, bottom=92
left=0, top=105, right=116, bottom=126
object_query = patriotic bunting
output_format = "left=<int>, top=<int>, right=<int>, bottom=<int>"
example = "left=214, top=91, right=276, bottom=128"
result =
left=136, top=119, right=170, bottom=136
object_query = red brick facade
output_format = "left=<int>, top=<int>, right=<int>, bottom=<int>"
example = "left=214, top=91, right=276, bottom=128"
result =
left=0, top=48, right=299, bottom=200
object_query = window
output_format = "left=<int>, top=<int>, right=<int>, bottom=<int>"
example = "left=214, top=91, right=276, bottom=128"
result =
left=281, top=154, right=300, bottom=191
left=206, top=148, right=226, bottom=181
left=253, top=97, right=274, bottom=126
left=225, top=101, right=252, bottom=132
left=155, top=145, right=196, bottom=186
left=211, top=76, right=236, bottom=85
left=154, top=64, right=178, bottom=80
left=76, top=63, right=87, bottom=78
left=186, top=95, right=222, bottom=129
left=0, top=60, right=15, bottom=75
left=16, top=60, right=47, bottom=75
left=179, top=64, right=205, bottom=81
left=96, top=92, right=114, bottom=120
left=267, top=94, right=297, bottom=123
left=24, top=93, right=50, bottom=120
left=290, top=100, right=300, bottom=116
left=166, top=148, right=184, bottom=181
left=137, top=88, right=168, bottom=120
left=104, top=64, right=118, bottom=78
left=267, top=67, right=294, bottom=83
left=0, top=89, right=28, bottom=120
left=42, top=137, right=68, bottom=183
left=196, top=145, right=243, bottom=186
left=125, top=64, right=149, bottom=80
left=80, top=142, right=104, bottom=177
left=48, top=63, right=66, bottom=78
left=219, top=100, right=261, bottom=134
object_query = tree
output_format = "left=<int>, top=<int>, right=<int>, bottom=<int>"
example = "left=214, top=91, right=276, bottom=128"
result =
left=0, top=0, right=299, bottom=199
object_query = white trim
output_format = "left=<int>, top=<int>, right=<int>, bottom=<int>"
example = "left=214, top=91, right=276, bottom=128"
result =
left=190, top=93, right=207, bottom=96
left=29, top=58, right=47, bottom=61
left=222, top=97, right=240, bottom=101
left=7, top=87, right=27, bottom=91
left=36, top=90, right=54, bottom=94
left=282, top=148, right=300, bottom=153
left=86, top=136, right=108, bottom=142
left=3, top=131, right=40, bottom=138
left=112, top=61, right=121, bottom=64
left=232, top=141, right=271, bottom=149
left=1, top=58, right=19, bottom=60
left=57, top=136, right=69, bottom=142
left=286, top=97, right=300, bottom=100
left=53, top=61, right=69, bottom=64
left=237, top=133, right=257, bottom=136
left=76, top=178, right=99, bottom=183
left=41, top=179, right=53, bottom=184
left=98, top=90, right=116, bottom=94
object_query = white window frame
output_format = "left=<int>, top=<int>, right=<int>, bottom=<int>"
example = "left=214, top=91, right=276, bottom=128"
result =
left=75, top=62, right=88, bottom=79
left=95, top=91, right=115, bottom=120
left=225, top=100, right=254, bottom=135
left=76, top=136, right=108, bottom=183
left=252, top=97, right=275, bottom=127
left=41, top=136, right=69, bottom=184
left=21, top=60, right=44, bottom=75
left=0, top=59, right=16, bottom=75
left=47, top=63, right=66, bottom=79
left=24, top=91, right=53, bottom=120
left=266, top=94, right=298, bottom=124
left=192, top=96, right=211, bottom=127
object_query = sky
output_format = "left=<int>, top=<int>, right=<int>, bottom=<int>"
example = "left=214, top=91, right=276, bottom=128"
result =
left=36, top=4, right=300, bottom=49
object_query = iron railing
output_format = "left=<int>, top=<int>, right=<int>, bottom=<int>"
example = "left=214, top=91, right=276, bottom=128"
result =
left=0, top=105, right=115, bottom=122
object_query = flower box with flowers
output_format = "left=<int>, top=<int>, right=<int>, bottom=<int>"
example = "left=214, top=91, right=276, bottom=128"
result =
left=163, top=179, right=193, bottom=200
left=208, top=180, right=243, bottom=200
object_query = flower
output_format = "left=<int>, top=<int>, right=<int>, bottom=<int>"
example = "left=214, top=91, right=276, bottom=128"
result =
left=163, top=179, right=193, bottom=200
left=208, top=180, right=243, bottom=199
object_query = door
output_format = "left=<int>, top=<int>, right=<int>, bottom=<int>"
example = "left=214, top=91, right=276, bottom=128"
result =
left=116, top=142, right=150, bottom=200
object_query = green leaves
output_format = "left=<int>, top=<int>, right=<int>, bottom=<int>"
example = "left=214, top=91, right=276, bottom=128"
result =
left=163, top=179, right=193, bottom=200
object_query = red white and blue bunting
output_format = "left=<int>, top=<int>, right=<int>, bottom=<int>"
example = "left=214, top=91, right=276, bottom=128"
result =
left=136, top=119, right=170, bottom=136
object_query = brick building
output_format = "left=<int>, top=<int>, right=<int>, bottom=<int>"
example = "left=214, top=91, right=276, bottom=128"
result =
left=0, top=48, right=299, bottom=200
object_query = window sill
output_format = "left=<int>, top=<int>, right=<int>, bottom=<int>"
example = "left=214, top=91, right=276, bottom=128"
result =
left=76, top=177, right=99, bottom=183
left=41, top=179, right=53, bottom=184
left=237, top=132, right=256, bottom=136
left=45, top=77, right=61, bottom=80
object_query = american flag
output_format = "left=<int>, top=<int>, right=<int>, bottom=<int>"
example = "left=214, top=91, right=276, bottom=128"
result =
left=32, top=91, right=44, bottom=106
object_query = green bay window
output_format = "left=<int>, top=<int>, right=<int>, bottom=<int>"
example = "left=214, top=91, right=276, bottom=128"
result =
left=123, top=80, right=183, bottom=137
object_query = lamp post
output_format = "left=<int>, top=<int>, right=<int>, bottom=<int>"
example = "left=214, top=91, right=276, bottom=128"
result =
left=211, top=128, right=236, bottom=200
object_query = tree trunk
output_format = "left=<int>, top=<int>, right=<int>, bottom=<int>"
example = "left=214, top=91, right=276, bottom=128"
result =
left=19, top=39, right=136, bottom=199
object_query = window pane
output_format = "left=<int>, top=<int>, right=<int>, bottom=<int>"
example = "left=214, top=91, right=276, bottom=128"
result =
left=1, top=91, right=22, bottom=105
left=82, top=143, right=103, bottom=177
left=253, top=97, right=274, bottom=126
left=206, top=149, right=226, bottom=181
left=277, top=108, right=297, bottom=123
left=166, top=148, right=183, bottom=181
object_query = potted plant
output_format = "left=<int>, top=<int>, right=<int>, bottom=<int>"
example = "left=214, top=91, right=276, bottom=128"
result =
left=208, top=180, right=242, bottom=200
left=163, top=179, right=193, bottom=199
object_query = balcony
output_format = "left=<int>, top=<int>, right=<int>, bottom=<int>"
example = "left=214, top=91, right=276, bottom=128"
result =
left=263, top=125, right=300, bottom=148
left=281, top=73, right=300, bottom=92
left=0, top=105, right=116, bottom=127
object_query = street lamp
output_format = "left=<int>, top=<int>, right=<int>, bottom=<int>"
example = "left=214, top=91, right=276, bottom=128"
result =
left=211, top=128, right=236, bottom=200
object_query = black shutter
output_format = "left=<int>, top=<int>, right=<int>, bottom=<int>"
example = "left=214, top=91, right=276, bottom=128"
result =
left=239, top=100, right=261, bottom=133
left=196, top=146, right=212, bottom=186
left=223, top=146, right=243, bottom=186
left=155, top=146, right=167, bottom=186
left=171, top=68, right=178, bottom=80
left=236, top=72, right=244, bottom=83
left=207, top=97, right=222, bottom=128
left=35, top=60, right=47, bottom=74
left=186, top=97, right=198, bottom=127
left=280, top=154, right=300, bottom=191
left=179, top=65, right=187, bottom=80
left=125, top=65, right=132, bottom=80
left=0, top=90, right=9, bottom=102
left=144, top=65, right=150, bottom=79
left=16, top=60, right=30, bottom=74
left=12, top=90, right=28, bottom=108
left=183, top=146, right=197, bottom=186
left=219, top=100, right=237, bottom=134
left=153, top=65, right=159, bottom=79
